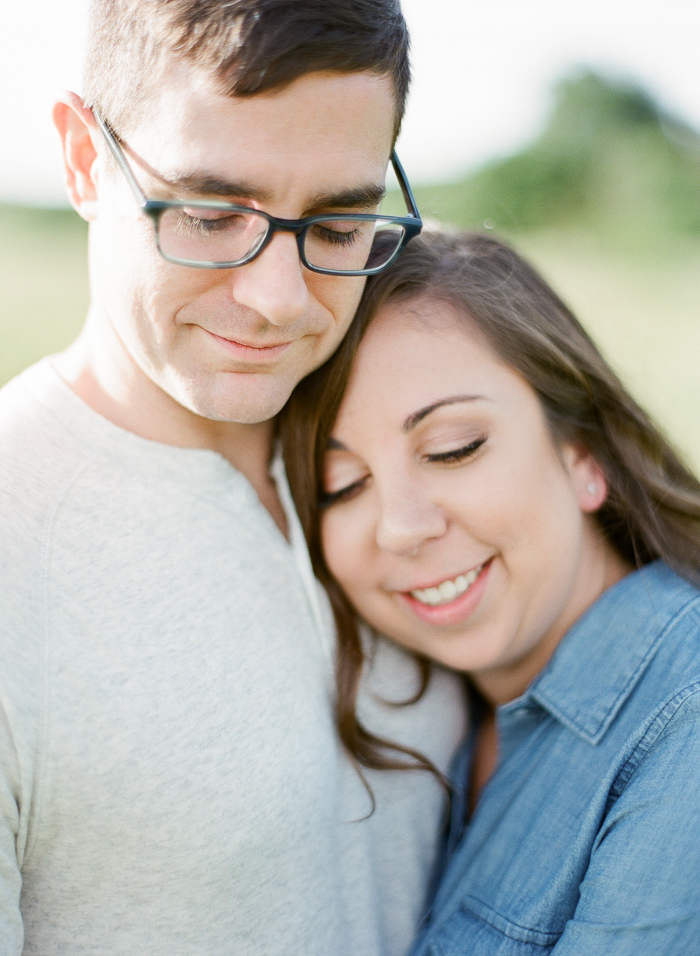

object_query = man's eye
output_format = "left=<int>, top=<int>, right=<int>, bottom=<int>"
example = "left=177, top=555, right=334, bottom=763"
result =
left=424, top=435, right=487, bottom=464
left=319, top=475, right=368, bottom=508
left=310, top=222, right=363, bottom=247
left=176, top=210, right=248, bottom=235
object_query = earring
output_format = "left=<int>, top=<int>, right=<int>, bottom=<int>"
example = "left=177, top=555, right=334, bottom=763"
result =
left=586, top=482, right=598, bottom=495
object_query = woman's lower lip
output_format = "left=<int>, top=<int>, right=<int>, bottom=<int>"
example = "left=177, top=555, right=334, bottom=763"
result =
left=206, top=330, right=292, bottom=360
left=399, top=561, right=492, bottom=627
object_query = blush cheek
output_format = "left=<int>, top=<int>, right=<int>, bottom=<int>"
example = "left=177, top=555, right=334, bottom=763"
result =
left=321, top=513, right=367, bottom=592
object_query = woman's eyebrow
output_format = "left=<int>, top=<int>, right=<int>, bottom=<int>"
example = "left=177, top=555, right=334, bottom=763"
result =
left=403, top=395, right=485, bottom=432
left=327, top=436, right=347, bottom=450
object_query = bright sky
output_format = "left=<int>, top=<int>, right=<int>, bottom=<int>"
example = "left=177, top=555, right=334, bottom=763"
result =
left=2, top=0, right=700, bottom=205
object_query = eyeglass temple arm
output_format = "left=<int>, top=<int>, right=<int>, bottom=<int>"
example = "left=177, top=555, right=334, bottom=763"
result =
left=92, top=108, right=150, bottom=209
left=391, top=150, right=422, bottom=223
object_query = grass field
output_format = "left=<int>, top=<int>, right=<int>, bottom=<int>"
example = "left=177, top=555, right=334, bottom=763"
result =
left=1, top=208, right=699, bottom=472
left=0, top=207, right=88, bottom=386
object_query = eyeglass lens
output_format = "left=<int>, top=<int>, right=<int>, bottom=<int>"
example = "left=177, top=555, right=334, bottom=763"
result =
left=156, top=206, right=406, bottom=271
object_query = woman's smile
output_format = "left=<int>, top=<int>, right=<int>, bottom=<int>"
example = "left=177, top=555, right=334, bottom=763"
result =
left=406, top=560, right=488, bottom=607
left=399, top=559, right=492, bottom=627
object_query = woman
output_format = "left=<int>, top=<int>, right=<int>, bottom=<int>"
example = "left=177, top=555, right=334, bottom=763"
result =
left=280, top=230, right=700, bottom=954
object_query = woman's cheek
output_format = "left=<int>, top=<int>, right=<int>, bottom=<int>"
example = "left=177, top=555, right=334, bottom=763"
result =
left=321, top=509, right=366, bottom=590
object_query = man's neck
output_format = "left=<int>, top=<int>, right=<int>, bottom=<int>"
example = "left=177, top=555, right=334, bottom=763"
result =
left=53, top=322, right=288, bottom=537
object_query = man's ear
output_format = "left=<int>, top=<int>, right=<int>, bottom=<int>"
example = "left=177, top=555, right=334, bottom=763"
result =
left=52, top=92, right=101, bottom=222
left=562, top=441, right=609, bottom=513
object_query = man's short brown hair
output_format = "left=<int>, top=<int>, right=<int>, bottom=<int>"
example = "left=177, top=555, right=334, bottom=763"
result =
left=83, top=0, right=410, bottom=139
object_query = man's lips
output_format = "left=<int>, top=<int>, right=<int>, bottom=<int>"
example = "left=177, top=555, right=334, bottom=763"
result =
left=205, top=329, right=293, bottom=360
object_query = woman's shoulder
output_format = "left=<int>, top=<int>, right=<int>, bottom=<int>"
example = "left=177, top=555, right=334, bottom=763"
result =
left=612, top=562, right=700, bottom=775
left=528, top=560, right=700, bottom=749
left=631, top=558, right=700, bottom=611
left=643, top=561, right=700, bottom=678
left=579, top=559, right=700, bottom=677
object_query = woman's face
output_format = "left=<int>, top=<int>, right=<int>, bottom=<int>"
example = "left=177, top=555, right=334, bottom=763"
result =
left=320, top=296, right=626, bottom=704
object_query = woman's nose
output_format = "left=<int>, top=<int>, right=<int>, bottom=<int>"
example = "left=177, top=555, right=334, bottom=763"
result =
left=375, top=492, right=447, bottom=556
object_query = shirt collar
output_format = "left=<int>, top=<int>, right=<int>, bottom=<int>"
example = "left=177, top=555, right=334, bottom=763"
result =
left=521, top=561, right=699, bottom=744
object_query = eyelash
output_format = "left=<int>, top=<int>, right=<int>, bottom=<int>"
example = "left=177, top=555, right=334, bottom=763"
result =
left=318, top=476, right=368, bottom=509
left=319, top=436, right=487, bottom=508
left=176, top=212, right=244, bottom=235
left=310, top=224, right=362, bottom=247
left=424, top=435, right=487, bottom=464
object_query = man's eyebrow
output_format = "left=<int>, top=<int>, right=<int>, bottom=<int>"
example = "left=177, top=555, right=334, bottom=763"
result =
left=157, top=173, right=274, bottom=203
left=152, top=173, right=385, bottom=212
left=305, top=183, right=386, bottom=213
left=403, top=395, right=485, bottom=432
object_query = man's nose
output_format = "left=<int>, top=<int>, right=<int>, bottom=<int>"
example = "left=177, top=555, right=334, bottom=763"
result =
left=230, top=232, right=309, bottom=327
left=375, top=489, right=447, bottom=556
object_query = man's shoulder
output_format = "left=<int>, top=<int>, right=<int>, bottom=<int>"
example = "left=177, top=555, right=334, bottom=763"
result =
left=0, top=359, right=93, bottom=491
left=0, top=359, right=98, bottom=560
left=359, top=632, right=469, bottom=769
left=0, top=359, right=68, bottom=438
left=0, top=362, right=82, bottom=674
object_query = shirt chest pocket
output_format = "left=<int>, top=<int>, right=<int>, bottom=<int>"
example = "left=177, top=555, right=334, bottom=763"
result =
left=423, top=899, right=561, bottom=956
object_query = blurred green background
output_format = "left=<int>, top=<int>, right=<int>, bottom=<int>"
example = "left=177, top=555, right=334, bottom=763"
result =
left=2, top=70, right=699, bottom=469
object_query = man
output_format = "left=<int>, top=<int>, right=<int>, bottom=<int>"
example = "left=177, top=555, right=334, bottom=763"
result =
left=0, top=2, right=466, bottom=953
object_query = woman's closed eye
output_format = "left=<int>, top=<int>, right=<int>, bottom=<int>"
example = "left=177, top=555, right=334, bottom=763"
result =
left=320, top=436, right=487, bottom=507
left=319, top=474, right=370, bottom=509
left=424, top=435, right=487, bottom=464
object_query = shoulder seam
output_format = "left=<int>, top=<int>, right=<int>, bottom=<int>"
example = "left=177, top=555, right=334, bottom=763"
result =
left=609, top=680, right=700, bottom=803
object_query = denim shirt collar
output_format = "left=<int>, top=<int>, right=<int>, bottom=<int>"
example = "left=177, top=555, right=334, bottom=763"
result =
left=519, top=561, right=698, bottom=744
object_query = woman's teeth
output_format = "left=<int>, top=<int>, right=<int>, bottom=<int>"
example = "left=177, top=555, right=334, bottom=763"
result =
left=410, top=565, right=483, bottom=607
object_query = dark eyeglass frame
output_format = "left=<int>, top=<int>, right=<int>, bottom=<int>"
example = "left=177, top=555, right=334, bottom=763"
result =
left=92, top=109, right=423, bottom=276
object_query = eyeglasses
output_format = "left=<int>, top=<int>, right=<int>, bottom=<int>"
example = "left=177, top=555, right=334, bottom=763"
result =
left=93, top=109, right=423, bottom=276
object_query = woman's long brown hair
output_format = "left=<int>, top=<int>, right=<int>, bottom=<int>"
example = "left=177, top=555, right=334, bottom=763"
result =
left=279, top=230, right=700, bottom=778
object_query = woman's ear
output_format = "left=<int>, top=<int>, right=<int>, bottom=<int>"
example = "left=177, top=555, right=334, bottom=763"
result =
left=52, top=92, right=101, bottom=222
left=562, top=442, right=608, bottom=513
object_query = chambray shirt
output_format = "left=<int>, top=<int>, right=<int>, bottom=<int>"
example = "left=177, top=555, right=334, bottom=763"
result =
left=411, top=561, right=700, bottom=956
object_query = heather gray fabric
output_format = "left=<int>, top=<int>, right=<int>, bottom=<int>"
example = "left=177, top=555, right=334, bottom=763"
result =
left=0, top=359, right=467, bottom=956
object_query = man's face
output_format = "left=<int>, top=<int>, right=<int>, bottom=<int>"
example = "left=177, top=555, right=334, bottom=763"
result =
left=88, top=66, right=396, bottom=426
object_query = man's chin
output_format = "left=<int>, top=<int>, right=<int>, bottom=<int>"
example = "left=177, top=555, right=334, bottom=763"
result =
left=180, top=377, right=296, bottom=427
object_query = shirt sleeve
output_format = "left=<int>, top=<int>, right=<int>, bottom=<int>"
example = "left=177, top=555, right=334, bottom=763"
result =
left=552, top=686, right=700, bottom=955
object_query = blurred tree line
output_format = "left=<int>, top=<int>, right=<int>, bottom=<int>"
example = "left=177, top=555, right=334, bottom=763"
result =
left=400, top=69, right=700, bottom=243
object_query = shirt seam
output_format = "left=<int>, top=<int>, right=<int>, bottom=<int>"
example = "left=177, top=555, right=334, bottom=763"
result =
left=453, top=894, right=561, bottom=945
left=608, top=678, right=700, bottom=803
